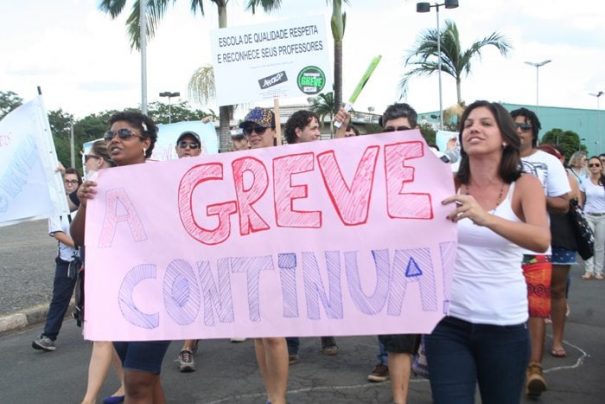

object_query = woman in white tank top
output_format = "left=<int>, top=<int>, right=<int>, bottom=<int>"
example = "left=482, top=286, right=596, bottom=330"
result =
left=425, top=101, right=550, bottom=404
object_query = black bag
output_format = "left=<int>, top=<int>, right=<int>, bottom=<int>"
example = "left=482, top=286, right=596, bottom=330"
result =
left=568, top=199, right=595, bottom=260
left=73, top=268, right=85, bottom=327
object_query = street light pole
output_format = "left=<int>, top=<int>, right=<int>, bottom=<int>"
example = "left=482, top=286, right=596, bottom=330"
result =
left=589, top=91, right=603, bottom=109
left=524, top=59, right=551, bottom=106
left=140, top=0, right=148, bottom=114
left=159, top=91, right=180, bottom=123
left=416, top=0, right=459, bottom=130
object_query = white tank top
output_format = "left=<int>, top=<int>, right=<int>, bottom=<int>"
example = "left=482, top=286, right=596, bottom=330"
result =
left=449, top=182, right=528, bottom=325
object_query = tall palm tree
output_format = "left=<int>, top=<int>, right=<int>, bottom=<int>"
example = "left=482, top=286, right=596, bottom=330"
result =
left=188, top=64, right=216, bottom=109
left=98, top=0, right=278, bottom=152
left=248, top=0, right=349, bottom=115
left=400, top=20, right=512, bottom=105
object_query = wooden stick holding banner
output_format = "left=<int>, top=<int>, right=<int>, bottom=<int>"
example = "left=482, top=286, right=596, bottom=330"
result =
left=334, top=55, right=382, bottom=128
left=273, top=96, right=282, bottom=145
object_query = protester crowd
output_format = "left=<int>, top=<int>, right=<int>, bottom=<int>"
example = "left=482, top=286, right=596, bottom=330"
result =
left=30, top=101, right=605, bottom=404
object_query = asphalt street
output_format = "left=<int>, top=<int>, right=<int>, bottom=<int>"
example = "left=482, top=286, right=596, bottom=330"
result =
left=1, top=220, right=604, bottom=403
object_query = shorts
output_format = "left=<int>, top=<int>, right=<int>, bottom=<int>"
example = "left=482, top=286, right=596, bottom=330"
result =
left=378, top=334, right=419, bottom=354
left=522, top=254, right=551, bottom=318
left=113, top=340, right=171, bottom=374
left=551, top=247, right=577, bottom=265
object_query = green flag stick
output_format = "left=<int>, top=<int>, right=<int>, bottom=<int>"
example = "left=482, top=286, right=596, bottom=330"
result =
left=334, top=55, right=382, bottom=128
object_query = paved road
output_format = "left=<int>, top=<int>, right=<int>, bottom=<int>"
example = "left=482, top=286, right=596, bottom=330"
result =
left=1, top=220, right=604, bottom=403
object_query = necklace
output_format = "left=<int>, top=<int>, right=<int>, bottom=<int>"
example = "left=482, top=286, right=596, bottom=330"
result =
left=462, top=182, right=506, bottom=212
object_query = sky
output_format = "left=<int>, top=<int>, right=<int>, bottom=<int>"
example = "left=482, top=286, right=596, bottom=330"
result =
left=1, top=0, right=604, bottom=120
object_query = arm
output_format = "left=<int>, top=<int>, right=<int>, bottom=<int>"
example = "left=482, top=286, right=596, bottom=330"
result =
left=333, top=107, right=351, bottom=139
left=70, top=179, right=97, bottom=247
left=51, top=231, right=76, bottom=248
left=546, top=194, right=570, bottom=214
left=443, top=175, right=550, bottom=252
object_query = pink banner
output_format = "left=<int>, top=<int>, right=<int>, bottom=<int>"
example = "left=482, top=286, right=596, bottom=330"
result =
left=83, top=130, right=457, bottom=341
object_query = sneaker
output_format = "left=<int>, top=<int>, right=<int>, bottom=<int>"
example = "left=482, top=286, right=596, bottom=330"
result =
left=288, top=354, right=299, bottom=365
left=321, top=337, right=339, bottom=356
left=177, top=349, right=195, bottom=372
left=32, top=335, right=56, bottom=352
left=526, top=362, right=546, bottom=397
left=367, top=364, right=389, bottom=382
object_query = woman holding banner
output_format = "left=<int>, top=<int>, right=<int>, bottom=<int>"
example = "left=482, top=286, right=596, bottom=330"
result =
left=427, top=101, right=550, bottom=404
left=71, top=112, right=170, bottom=404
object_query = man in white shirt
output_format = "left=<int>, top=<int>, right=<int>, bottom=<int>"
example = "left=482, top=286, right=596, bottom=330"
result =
left=511, top=107, right=570, bottom=398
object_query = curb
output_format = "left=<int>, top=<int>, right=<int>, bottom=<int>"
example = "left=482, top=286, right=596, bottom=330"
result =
left=0, top=301, right=75, bottom=335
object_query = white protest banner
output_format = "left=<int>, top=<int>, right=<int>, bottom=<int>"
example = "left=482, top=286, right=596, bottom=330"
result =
left=0, top=96, right=68, bottom=227
left=83, top=130, right=457, bottom=341
left=210, top=15, right=332, bottom=106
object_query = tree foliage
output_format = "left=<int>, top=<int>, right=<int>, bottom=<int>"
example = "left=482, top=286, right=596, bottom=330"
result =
left=400, top=20, right=511, bottom=104
left=309, top=92, right=335, bottom=135
left=541, top=128, right=583, bottom=162
left=0, top=91, right=23, bottom=119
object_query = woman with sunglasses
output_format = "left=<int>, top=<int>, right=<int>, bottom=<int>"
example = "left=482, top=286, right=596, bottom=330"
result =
left=71, top=111, right=170, bottom=404
left=426, top=101, right=550, bottom=404
left=580, top=156, right=605, bottom=280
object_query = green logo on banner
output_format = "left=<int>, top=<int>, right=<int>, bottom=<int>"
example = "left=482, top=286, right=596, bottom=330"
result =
left=297, top=66, right=326, bottom=95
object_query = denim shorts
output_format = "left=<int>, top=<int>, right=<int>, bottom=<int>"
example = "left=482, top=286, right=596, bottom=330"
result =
left=551, top=247, right=577, bottom=265
left=113, top=340, right=171, bottom=374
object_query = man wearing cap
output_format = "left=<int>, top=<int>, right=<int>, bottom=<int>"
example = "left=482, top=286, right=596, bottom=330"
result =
left=173, top=131, right=203, bottom=372
left=175, top=131, right=202, bottom=159
left=240, top=107, right=288, bottom=404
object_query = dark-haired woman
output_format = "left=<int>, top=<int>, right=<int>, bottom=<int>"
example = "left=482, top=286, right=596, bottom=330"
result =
left=71, top=111, right=170, bottom=404
left=581, top=156, right=605, bottom=280
left=425, top=101, right=550, bottom=404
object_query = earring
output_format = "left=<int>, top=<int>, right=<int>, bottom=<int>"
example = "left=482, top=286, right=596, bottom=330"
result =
left=143, top=148, right=147, bottom=156
left=502, top=142, right=507, bottom=148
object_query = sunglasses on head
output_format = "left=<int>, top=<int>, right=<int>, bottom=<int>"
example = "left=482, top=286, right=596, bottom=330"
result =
left=514, top=123, right=532, bottom=131
left=382, top=126, right=411, bottom=133
left=243, top=126, right=269, bottom=136
left=231, top=134, right=246, bottom=141
left=84, top=154, right=100, bottom=162
left=177, top=141, right=199, bottom=150
left=589, top=163, right=601, bottom=168
left=104, top=128, right=141, bottom=142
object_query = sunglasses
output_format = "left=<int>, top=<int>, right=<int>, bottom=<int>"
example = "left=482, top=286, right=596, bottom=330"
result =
left=514, top=123, right=532, bottom=131
left=64, top=179, right=79, bottom=185
left=588, top=163, right=601, bottom=168
left=382, top=126, right=411, bottom=132
left=177, top=141, right=199, bottom=150
left=104, top=128, right=142, bottom=142
left=84, top=154, right=100, bottom=162
left=243, top=126, right=270, bottom=136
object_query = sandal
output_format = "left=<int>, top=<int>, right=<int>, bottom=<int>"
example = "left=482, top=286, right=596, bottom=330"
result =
left=550, top=347, right=567, bottom=358
left=581, top=273, right=594, bottom=280
left=596, top=274, right=604, bottom=280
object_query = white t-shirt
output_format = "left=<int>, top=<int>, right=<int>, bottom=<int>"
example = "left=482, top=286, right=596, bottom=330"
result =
left=520, top=150, right=570, bottom=255
left=48, top=212, right=78, bottom=262
left=581, top=179, right=605, bottom=213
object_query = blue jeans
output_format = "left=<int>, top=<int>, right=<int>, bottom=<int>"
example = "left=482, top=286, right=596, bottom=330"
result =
left=43, top=258, right=77, bottom=340
left=377, top=337, right=387, bottom=365
left=425, top=316, right=529, bottom=404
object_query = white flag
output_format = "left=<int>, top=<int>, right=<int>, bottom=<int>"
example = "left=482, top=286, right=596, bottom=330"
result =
left=0, top=96, right=68, bottom=227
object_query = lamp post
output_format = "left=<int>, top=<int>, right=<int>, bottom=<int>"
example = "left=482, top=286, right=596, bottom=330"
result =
left=159, top=91, right=180, bottom=123
left=589, top=91, right=603, bottom=109
left=416, top=0, right=459, bottom=130
left=524, top=59, right=551, bottom=106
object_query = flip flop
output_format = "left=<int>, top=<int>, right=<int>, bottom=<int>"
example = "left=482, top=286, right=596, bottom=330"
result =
left=551, top=347, right=567, bottom=358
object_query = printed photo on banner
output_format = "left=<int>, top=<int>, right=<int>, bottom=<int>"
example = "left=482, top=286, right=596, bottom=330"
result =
left=210, top=15, right=332, bottom=106
left=83, top=130, right=457, bottom=342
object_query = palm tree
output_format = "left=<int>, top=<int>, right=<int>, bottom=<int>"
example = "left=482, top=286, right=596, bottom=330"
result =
left=188, top=64, right=216, bottom=109
left=400, top=20, right=511, bottom=105
left=309, top=92, right=336, bottom=136
left=98, top=0, right=279, bottom=152
left=248, top=1, right=349, bottom=115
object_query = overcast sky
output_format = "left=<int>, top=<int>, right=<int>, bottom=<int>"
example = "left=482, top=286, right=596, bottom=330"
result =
left=1, top=0, right=603, bottom=119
